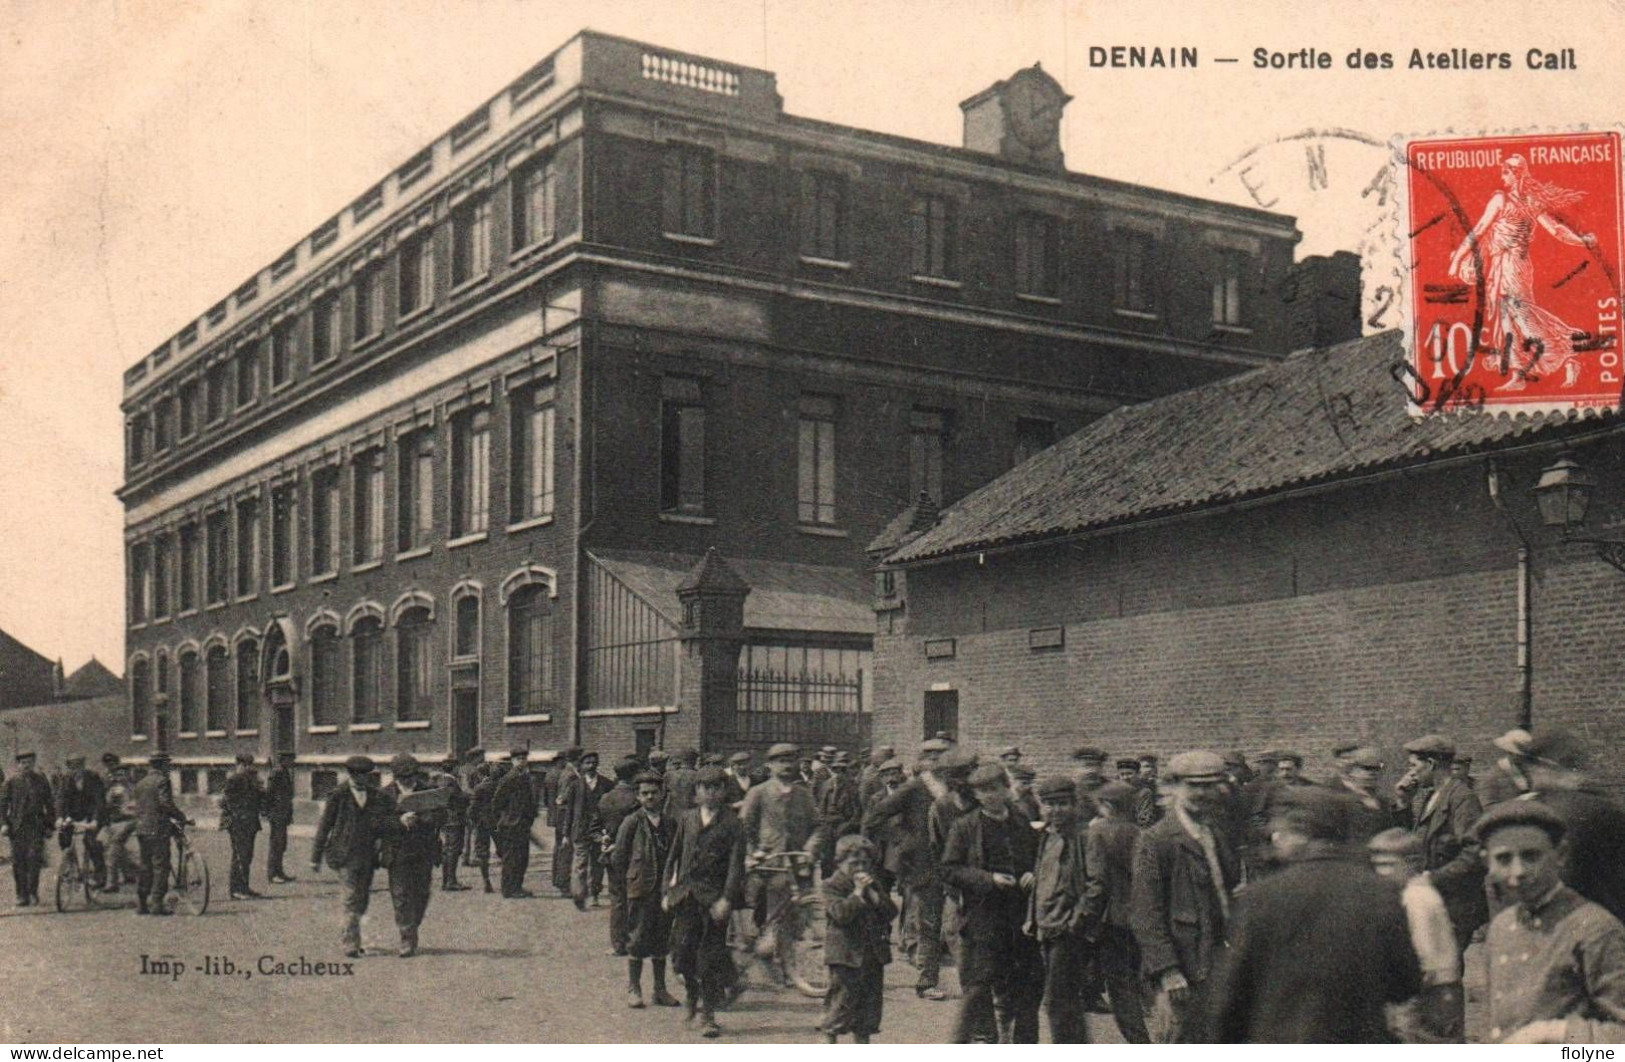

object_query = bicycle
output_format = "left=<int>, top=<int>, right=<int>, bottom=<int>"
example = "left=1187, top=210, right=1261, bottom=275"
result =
left=53, top=821, right=100, bottom=912
left=164, top=820, right=210, bottom=915
left=735, top=849, right=829, bottom=998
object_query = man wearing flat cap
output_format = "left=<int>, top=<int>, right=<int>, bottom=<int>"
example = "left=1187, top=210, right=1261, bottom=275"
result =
left=1482, top=728, right=1534, bottom=805
left=434, top=756, right=470, bottom=892
left=863, top=740, right=953, bottom=1000
left=55, top=754, right=107, bottom=891
left=817, top=751, right=863, bottom=874
left=131, top=753, right=185, bottom=915
left=1115, top=758, right=1141, bottom=785
left=311, top=755, right=400, bottom=955
left=1476, top=800, right=1625, bottom=1043
left=382, top=753, right=449, bottom=956
left=1086, top=781, right=1151, bottom=1043
left=1071, top=746, right=1108, bottom=814
left=1338, top=746, right=1399, bottom=844
left=859, top=745, right=894, bottom=809
left=469, top=755, right=510, bottom=894
left=1400, top=733, right=1486, bottom=953
left=1512, top=727, right=1625, bottom=925
left=1010, top=765, right=1040, bottom=826
left=997, top=745, right=1022, bottom=782
left=493, top=746, right=540, bottom=898
left=598, top=757, right=645, bottom=955
left=1025, top=776, right=1104, bottom=1043
left=221, top=751, right=265, bottom=900
left=1, top=751, right=54, bottom=906
left=560, top=750, right=613, bottom=910
left=724, top=751, right=753, bottom=806
left=740, top=743, right=827, bottom=977
left=265, top=751, right=298, bottom=885
left=1129, top=750, right=1240, bottom=1043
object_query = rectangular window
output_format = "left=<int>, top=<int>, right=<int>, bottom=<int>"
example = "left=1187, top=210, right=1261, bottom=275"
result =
left=512, top=159, right=557, bottom=251
left=353, top=448, right=385, bottom=564
left=235, top=494, right=260, bottom=597
left=1013, top=417, right=1056, bottom=466
left=151, top=534, right=171, bottom=620
left=271, top=319, right=297, bottom=389
left=130, top=542, right=151, bottom=625
left=310, top=627, right=340, bottom=727
left=660, top=144, right=716, bottom=239
left=1114, top=232, right=1155, bottom=313
left=909, top=194, right=955, bottom=278
left=178, top=381, right=199, bottom=439
left=396, top=613, right=433, bottom=723
left=354, top=264, right=386, bottom=341
left=153, top=397, right=173, bottom=454
left=451, top=408, right=490, bottom=537
left=399, top=233, right=434, bottom=316
left=454, top=595, right=480, bottom=660
left=659, top=376, right=705, bottom=515
left=205, top=509, right=229, bottom=605
left=312, top=292, right=342, bottom=366
left=800, top=172, right=846, bottom=261
left=235, top=641, right=260, bottom=731
left=270, top=482, right=296, bottom=589
left=179, top=653, right=200, bottom=734
left=352, top=621, right=383, bottom=723
left=129, top=413, right=149, bottom=466
left=1212, top=249, right=1247, bottom=326
left=397, top=429, right=435, bottom=552
left=178, top=523, right=199, bottom=613
left=509, top=387, right=556, bottom=523
left=1015, top=214, right=1059, bottom=298
left=205, top=648, right=230, bottom=732
left=909, top=408, right=946, bottom=505
left=507, top=587, right=555, bottom=715
left=451, top=195, right=491, bottom=285
left=797, top=394, right=838, bottom=525
left=206, top=362, right=228, bottom=423
left=235, top=343, right=259, bottom=408
left=310, top=466, right=341, bottom=576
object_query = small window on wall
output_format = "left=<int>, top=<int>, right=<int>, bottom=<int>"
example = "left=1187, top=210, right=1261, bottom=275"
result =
left=236, top=494, right=261, bottom=597
left=310, top=466, right=341, bottom=577
left=512, top=159, right=558, bottom=251
left=451, top=408, right=491, bottom=538
left=309, top=625, right=341, bottom=727
left=660, top=376, right=705, bottom=515
left=235, top=343, right=259, bottom=408
left=397, top=430, right=435, bottom=553
left=797, top=394, right=838, bottom=525
left=451, top=195, right=492, bottom=285
left=205, top=509, right=230, bottom=606
left=353, top=448, right=385, bottom=564
left=179, top=771, right=199, bottom=795
left=178, top=381, right=199, bottom=439
left=352, top=617, right=384, bottom=723
left=1212, top=249, right=1248, bottom=327
left=908, top=194, right=955, bottom=279
left=1113, top=231, right=1156, bottom=314
left=510, top=387, right=556, bottom=524
left=312, top=292, right=342, bottom=366
left=1015, top=213, right=1059, bottom=298
left=206, top=363, right=229, bottom=424
left=800, top=172, right=846, bottom=261
left=396, top=608, right=434, bottom=723
left=354, top=263, right=386, bottom=342
left=151, top=534, right=172, bottom=620
left=454, top=594, right=480, bottom=660
left=661, top=143, right=716, bottom=239
left=399, top=233, right=434, bottom=316
left=271, top=483, right=296, bottom=589
left=271, top=318, right=297, bottom=389
left=236, top=639, right=260, bottom=731
left=205, top=645, right=230, bottom=732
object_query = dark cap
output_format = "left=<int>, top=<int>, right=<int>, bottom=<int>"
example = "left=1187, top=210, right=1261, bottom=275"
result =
left=1275, top=750, right=1304, bottom=767
left=1115, top=757, right=1141, bottom=770
left=1255, top=749, right=1283, bottom=765
left=389, top=753, right=419, bottom=774
left=694, top=766, right=728, bottom=787
left=1095, top=780, right=1137, bottom=807
left=14, top=751, right=35, bottom=762
left=701, top=752, right=725, bottom=766
left=66, top=755, right=86, bottom=768
left=1275, top=787, right=1351, bottom=844
left=1010, top=764, right=1036, bottom=782
left=234, top=752, right=255, bottom=765
left=1035, top=776, right=1076, bottom=802
left=879, top=757, right=905, bottom=773
left=920, top=738, right=952, bottom=754
left=1526, top=727, right=1590, bottom=771
left=1138, top=754, right=1159, bottom=765
left=614, top=757, right=643, bottom=782
left=1071, top=746, right=1107, bottom=763
left=1221, top=751, right=1249, bottom=769
left=647, top=749, right=669, bottom=764
left=1368, top=826, right=1422, bottom=857
left=1332, top=742, right=1359, bottom=759
left=633, top=771, right=663, bottom=788
left=1473, top=799, right=1567, bottom=845
left=101, top=752, right=121, bottom=766
left=1403, top=734, right=1455, bottom=761
left=968, top=764, right=1009, bottom=790
left=833, top=751, right=854, bottom=768
left=344, top=755, right=376, bottom=774
left=997, top=745, right=1022, bottom=758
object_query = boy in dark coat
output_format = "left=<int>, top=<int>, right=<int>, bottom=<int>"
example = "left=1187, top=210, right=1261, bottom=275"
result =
left=382, top=753, right=448, bottom=957
left=664, top=766, right=745, bottom=1038
left=310, top=756, right=401, bottom=957
left=942, top=763, right=1043, bottom=1043
left=822, top=834, right=897, bottom=1043
left=1026, top=776, right=1105, bottom=1044
left=598, top=757, right=644, bottom=955
left=613, top=771, right=679, bottom=1008
left=1087, top=780, right=1151, bottom=1043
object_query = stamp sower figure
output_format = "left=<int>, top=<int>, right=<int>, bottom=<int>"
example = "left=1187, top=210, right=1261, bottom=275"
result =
left=1026, top=775, right=1105, bottom=1044
left=1, top=751, right=55, bottom=906
left=382, top=753, right=446, bottom=957
left=492, top=747, right=538, bottom=898
left=1129, top=749, right=1240, bottom=1043
left=264, top=751, right=297, bottom=884
left=822, top=834, right=897, bottom=1044
left=221, top=751, right=265, bottom=900
left=613, top=771, right=680, bottom=1009
left=664, top=766, right=746, bottom=1039
left=598, top=757, right=645, bottom=956
left=310, top=755, right=399, bottom=957
left=131, top=753, right=186, bottom=915
left=1476, top=799, right=1625, bottom=1042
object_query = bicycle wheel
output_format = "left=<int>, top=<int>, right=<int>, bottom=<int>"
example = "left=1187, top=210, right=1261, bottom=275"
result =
left=176, top=850, right=209, bottom=915
left=54, top=863, right=76, bottom=912
left=786, top=889, right=829, bottom=998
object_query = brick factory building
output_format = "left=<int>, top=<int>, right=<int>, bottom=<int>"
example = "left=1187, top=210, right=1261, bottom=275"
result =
left=871, top=330, right=1625, bottom=787
left=118, top=30, right=1344, bottom=801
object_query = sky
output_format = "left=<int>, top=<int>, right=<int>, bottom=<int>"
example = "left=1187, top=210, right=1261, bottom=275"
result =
left=2, top=0, right=1621, bottom=675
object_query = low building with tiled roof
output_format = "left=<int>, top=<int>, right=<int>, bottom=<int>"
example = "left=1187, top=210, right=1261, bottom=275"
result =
left=0, top=627, right=57, bottom=711
left=870, top=330, right=1625, bottom=787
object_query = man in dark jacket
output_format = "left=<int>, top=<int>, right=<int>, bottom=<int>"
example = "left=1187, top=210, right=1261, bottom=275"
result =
left=1, top=751, right=56, bottom=905
left=1025, top=776, right=1105, bottom=1043
left=221, top=752, right=265, bottom=900
left=56, top=755, right=107, bottom=889
left=863, top=740, right=953, bottom=1000
left=1338, top=746, right=1399, bottom=845
left=1087, top=780, right=1151, bottom=1042
left=492, top=748, right=539, bottom=898
left=1130, top=750, right=1241, bottom=1044
left=468, top=758, right=508, bottom=893
left=435, top=756, right=470, bottom=891
left=664, top=766, right=746, bottom=1038
left=1210, top=787, right=1421, bottom=1042
left=597, top=757, right=644, bottom=956
left=664, top=748, right=699, bottom=820
left=311, top=755, right=400, bottom=957
left=264, top=751, right=296, bottom=884
left=943, top=763, right=1044, bottom=1043
left=131, top=753, right=186, bottom=915
left=382, top=754, right=447, bottom=957
left=1400, top=734, right=1486, bottom=951
left=817, top=752, right=863, bottom=872
left=546, top=748, right=580, bottom=895
left=612, top=771, right=679, bottom=1008
left=560, top=750, right=611, bottom=909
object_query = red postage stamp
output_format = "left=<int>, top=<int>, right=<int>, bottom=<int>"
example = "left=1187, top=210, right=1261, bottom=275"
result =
left=1400, top=130, right=1624, bottom=414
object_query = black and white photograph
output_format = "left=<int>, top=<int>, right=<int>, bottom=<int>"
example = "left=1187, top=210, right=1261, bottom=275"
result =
left=4, top=0, right=1625, bottom=1047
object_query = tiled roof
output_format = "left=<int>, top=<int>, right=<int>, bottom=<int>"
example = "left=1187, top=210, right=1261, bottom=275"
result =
left=588, top=550, right=873, bottom=635
left=63, top=657, right=122, bottom=700
left=887, top=330, right=1620, bottom=565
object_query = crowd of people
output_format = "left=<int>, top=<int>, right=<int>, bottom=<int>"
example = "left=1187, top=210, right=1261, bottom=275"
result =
left=6, top=726, right=1625, bottom=1043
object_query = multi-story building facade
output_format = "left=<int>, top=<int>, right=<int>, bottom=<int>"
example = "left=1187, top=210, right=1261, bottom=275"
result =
left=119, top=31, right=1330, bottom=800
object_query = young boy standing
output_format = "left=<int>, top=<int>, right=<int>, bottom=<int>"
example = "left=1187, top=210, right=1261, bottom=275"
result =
left=613, top=771, right=680, bottom=1009
left=664, top=766, right=746, bottom=1039
left=822, top=835, right=898, bottom=1043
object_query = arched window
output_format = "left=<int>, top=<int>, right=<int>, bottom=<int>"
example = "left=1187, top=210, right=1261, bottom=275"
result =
left=178, top=650, right=201, bottom=733
left=236, top=637, right=260, bottom=731
left=454, top=593, right=481, bottom=660
left=396, top=607, right=434, bottom=723
left=352, top=616, right=384, bottom=723
left=507, top=584, right=555, bottom=716
left=309, top=624, right=341, bottom=727
left=205, top=645, right=230, bottom=732
left=130, top=657, right=151, bottom=737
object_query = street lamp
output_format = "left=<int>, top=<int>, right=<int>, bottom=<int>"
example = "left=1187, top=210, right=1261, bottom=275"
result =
left=1533, top=454, right=1625, bottom=572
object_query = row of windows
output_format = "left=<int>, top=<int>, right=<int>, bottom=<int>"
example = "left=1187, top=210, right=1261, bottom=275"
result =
left=127, top=155, right=562, bottom=470
left=128, top=577, right=558, bottom=736
left=128, top=386, right=556, bottom=626
left=662, top=145, right=1256, bottom=322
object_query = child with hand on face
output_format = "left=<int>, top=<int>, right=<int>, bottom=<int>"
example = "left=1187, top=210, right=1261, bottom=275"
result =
left=821, top=834, right=898, bottom=1043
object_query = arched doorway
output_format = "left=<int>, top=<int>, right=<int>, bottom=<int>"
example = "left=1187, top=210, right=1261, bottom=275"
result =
left=259, top=616, right=300, bottom=758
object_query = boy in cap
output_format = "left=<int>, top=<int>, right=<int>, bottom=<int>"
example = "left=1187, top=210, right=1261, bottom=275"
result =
left=1368, top=827, right=1462, bottom=1042
left=56, top=754, right=107, bottom=889
left=311, top=755, right=400, bottom=956
left=561, top=750, right=611, bottom=909
left=613, top=771, right=679, bottom=1008
left=131, top=753, right=185, bottom=915
left=943, top=763, right=1043, bottom=1042
left=435, top=756, right=471, bottom=891
left=383, top=753, right=449, bottom=957
left=265, top=751, right=298, bottom=884
left=1086, top=780, right=1150, bottom=1043
left=1115, top=758, right=1141, bottom=785
left=1400, top=733, right=1486, bottom=953
left=1476, top=800, right=1625, bottom=1042
left=821, top=834, right=897, bottom=1043
left=1338, top=746, right=1399, bottom=845
left=221, top=751, right=265, bottom=900
left=1025, top=776, right=1103, bottom=1043
left=492, top=747, right=539, bottom=898
left=1129, top=750, right=1239, bottom=1043
left=1071, top=746, right=1108, bottom=809
left=1, top=751, right=55, bottom=905
left=664, top=766, right=746, bottom=1038
left=1511, top=727, right=1625, bottom=925
left=598, top=757, right=645, bottom=955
